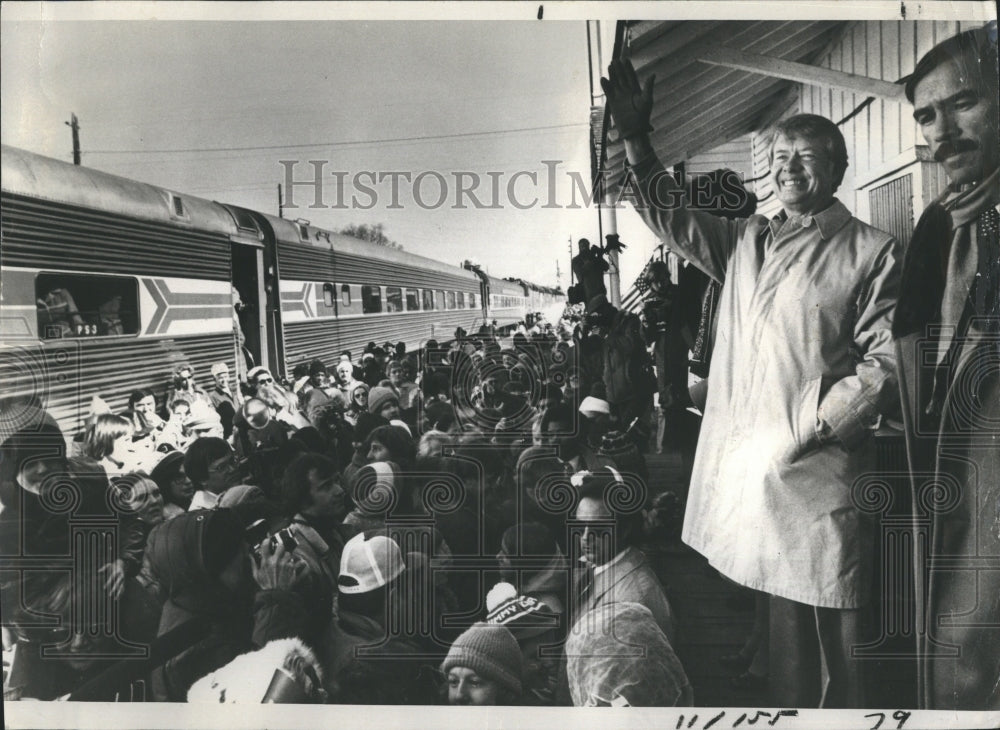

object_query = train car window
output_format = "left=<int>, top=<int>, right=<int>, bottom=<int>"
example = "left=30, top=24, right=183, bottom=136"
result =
left=457, top=292, right=465, bottom=308
left=35, top=272, right=139, bottom=339
left=341, top=284, right=352, bottom=307
left=406, top=289, right=420, bottom=311
left=446, top=291, right=456, bottom=310
left=422, top=289, right=434, bottom=310
left=436, top=290, right=446, bottom=310
left=468, top=292, right=477, bottom=309
left=385, top=287, right=403, bottom=313
left=322, top=283, right=336, bottom=308
left=361, top=285, right=382, bottom=314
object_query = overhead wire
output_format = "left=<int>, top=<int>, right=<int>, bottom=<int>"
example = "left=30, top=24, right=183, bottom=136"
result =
left=88, top=123, right=589, bottom=155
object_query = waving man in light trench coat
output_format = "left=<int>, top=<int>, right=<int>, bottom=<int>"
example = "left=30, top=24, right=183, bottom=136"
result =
left=602, top=60, right=902, bottom=708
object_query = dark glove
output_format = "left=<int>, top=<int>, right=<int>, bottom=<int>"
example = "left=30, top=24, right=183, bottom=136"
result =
left=600, top=58, right=655, bottom=140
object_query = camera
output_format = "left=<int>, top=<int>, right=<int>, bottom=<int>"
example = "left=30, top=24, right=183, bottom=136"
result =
left=249, top=525, right=298, bottom=567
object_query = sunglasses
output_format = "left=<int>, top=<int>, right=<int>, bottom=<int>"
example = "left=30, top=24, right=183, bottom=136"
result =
left=256, top=377, right=274, bottom=384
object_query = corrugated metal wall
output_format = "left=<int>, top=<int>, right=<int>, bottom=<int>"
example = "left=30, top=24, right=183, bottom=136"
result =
left=333, top=248, right=477, bottom=290
left=2, top=193, right=230, bottom=279
left=277, top=239, right=336, bottom=280
left=488, top=276, right=526, bottom=298
left=278, top=238, right=478, bottom=291
left=283, top=310, right=485, bottom=366
left=2, top=190, right=236, bottom=436
left=3, top=334, right=235, bottom=437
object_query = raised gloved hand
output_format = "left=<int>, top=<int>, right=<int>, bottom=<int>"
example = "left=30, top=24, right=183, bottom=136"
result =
left=600, top=58, right=655, bottom=140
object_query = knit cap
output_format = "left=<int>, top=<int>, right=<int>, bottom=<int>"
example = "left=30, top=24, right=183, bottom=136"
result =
left=183, top=402, right=223, bottom=433
left=441, top=622, right=523, bottom=696
left=368, top=385, right=399, bottom=416
left=353, top=412, right=388, bottom=444
left=149, top=450, right=185, bottom=493
left=598, top=430, right=632, bottom=457
left=347, top=380, right=369, bottom=404
left=350, top=461, right=399, bottom=510
left=598, top=430, right=648, bottom=485
left=579, top=395, right=610, bottom=417
left=308, top=359, right=328, bottom=377
left=338, top=531, right=405, bottom=594
left=485, top=582, right=560, bottom=641
left=247, top=366, right=271, bottom=382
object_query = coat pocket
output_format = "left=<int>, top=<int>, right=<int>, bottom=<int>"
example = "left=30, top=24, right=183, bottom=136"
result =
left=785, top=375, right=825, bottom=463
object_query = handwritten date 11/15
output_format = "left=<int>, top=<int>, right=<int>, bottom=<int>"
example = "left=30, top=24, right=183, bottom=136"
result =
left=674, top=710, right=911, bottom=730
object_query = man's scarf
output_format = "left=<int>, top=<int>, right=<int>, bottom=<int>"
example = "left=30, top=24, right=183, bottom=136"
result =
left=893, top=168, right=1000, bottom=340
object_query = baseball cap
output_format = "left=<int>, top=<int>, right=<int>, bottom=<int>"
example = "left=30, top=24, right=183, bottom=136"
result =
left=337, top=532, right=405, bottom=594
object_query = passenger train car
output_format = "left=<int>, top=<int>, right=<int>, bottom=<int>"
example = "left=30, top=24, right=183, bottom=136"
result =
left=508, top=278, right=563, bottom=324
left=0, top=145, right=554, bottom=436
left=480, top=274, right=527, bottom=331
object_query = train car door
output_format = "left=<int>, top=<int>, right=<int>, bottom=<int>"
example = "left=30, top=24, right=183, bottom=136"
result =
left=231, top=242, right=267, bottom=372
left=221, top=204, right=285, bottom=377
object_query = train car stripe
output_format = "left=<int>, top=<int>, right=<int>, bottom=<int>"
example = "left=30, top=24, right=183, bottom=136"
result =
left=144, top=279, right=168, bottom=335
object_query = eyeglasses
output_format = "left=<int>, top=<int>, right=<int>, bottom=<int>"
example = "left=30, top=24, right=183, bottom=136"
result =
left=208, top=456, right=238, bottom=473
left=256, top=377, right=273, bottom=385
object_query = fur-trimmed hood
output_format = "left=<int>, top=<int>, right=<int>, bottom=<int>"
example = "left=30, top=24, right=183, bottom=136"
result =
left=187, top=637, right=326, bottom=703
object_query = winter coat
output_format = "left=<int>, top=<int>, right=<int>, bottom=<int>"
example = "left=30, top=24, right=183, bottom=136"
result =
left=288, top=513, right=352, bottom=587
left=631, top=156, right=901, bottom=609
left=892, top=171, right=1000, bottom=710
left=602, top=309, right=655, bottom=407
left=566, top=602, right=692, bottom=707
left=574, top=547, right=675, bottom=646
left=520, top=550, right=569, bottom=617
left=320, top=610, right=441, bottom=704
left=143, top=510, right=308, bottom=701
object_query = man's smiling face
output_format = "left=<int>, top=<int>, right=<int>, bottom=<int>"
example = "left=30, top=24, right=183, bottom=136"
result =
left=770, top=132, right=838, bottom=217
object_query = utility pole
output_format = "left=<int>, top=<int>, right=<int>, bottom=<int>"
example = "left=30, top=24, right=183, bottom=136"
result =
left=278, top=184, right=284, bottom=218
left=65, top=113, right=81, bottom=165
left=568, top=236, right=574, bottom=286
left=591, top=21, right=622, bottom=307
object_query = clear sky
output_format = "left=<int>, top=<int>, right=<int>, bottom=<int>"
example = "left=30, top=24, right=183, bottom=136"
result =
left=1, top=11, right=662, bottom=290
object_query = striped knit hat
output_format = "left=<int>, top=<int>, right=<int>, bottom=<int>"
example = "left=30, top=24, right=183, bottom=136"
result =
left=441, top=622, right=523, bottom=697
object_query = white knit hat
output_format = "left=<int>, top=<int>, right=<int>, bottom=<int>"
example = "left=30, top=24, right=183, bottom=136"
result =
left=579, top=396, right=610, bottom=417
left=337, top=532, right=405, bottom=594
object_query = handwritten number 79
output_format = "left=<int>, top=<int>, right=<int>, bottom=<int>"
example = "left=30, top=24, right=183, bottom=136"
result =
left=864, top=711, right=911, bottom=730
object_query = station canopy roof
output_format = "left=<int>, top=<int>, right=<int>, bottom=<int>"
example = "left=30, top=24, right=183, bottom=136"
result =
left=600, top=20, right=874, bottom=175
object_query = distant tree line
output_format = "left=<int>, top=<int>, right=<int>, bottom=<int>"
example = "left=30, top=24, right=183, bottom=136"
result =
left=339, top=223, right=402, bottom=250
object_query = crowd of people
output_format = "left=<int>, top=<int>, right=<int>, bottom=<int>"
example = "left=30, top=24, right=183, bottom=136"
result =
left=2, top=22, right=996, bottom=712
left=1, top=316, right=690, bottom=706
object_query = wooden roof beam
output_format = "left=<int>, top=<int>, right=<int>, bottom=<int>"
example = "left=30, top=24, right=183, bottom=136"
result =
left=696, top=46, right=905, bottom=101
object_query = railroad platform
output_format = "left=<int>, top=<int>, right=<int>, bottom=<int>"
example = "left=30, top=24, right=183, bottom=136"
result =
left=643, top=446, right=767, bottom=707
